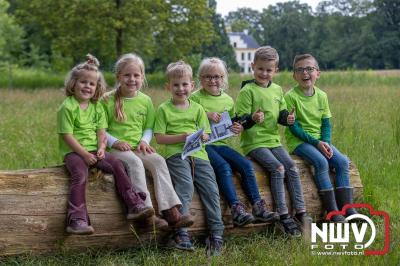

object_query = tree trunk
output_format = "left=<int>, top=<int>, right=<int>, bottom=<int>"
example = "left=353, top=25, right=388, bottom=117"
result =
left=0, top=156, right=363, bottom=256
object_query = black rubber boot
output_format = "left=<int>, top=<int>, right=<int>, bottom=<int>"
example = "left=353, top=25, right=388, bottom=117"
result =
left=319, top=189, right=346, bottom=223
left=335, top=187, right=359, bottom=217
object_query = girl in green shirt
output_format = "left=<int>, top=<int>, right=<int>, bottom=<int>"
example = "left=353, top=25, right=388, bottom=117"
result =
left=57, top=55, right=153, bottom=235
left=103, top=53, right=193, bottom=231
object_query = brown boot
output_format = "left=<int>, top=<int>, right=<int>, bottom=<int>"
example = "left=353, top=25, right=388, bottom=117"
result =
left=147, top=215, right=169, bottom=231
left=162, top=206, right=194, bottom=229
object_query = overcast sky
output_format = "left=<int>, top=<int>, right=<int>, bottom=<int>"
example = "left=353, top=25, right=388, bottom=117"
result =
left=216, top=0, right=321, bottom=16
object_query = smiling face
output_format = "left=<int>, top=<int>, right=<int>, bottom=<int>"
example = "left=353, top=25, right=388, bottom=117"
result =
left=200, top=65, right=225, bottom=96
left=166, top=75, right=194, bottom=104
left=73, top=70, right=98, bottom=103
left=118, top=63, right=144, bottom=97
left=293, top=58, right=320, bottom=90
left=251, top=59, right=278, bottom=87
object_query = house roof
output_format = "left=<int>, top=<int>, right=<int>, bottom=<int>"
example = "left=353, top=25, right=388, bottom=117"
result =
left=229, top=32, right=260, bottom=49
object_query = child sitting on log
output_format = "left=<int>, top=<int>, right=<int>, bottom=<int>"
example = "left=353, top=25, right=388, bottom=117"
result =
left=236, top=46, right=312, bottom=237
left=57, top=54, right=153, bottom=235
left=154, top=60, right=224, bottom=256
left=102, top=53, right=193, bottom=231
left=190, top=57, right=279, bottom=227
left=285, top=54, right=359, bottom=222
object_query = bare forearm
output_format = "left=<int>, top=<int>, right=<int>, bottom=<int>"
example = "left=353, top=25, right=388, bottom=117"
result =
left=97, top=129, right=107, bottom=150
left=155, top=133, right=187, bottom=144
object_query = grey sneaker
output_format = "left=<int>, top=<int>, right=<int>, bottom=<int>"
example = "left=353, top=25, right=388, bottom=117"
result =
left=252, top=199, right=280, bottom=223
left=206, top=235, right=223, bottom=257
left=277, top=215, right=302, bottom=238
left=231, top=202, right=255, bottom=227
left=168, top=231, right=195, bottom=251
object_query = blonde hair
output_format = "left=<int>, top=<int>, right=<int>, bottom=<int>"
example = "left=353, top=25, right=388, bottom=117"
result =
left=64, top=54, right=106, bottom=102
left=113, top=53, right=146, bottom=121
left=197, top=57, right=229, bottom=90
left=254, top=46, right=279, bottom=66
left=292, top=54, right=320, bottom=70
left=165, top=60, right=193, bottom=81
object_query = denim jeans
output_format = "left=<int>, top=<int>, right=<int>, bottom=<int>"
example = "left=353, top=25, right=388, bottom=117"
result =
left=206, top=144, right=261, bottom=206
left=166, top=154, right=224, bottom=236
left=293, top=143, right=350, bottom=190
left=248, top=146, right=306, bottom=215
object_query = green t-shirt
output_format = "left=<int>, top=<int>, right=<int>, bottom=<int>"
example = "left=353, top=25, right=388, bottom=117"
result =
left=102, top=92, right=155, bottom=149
left=57, top=96, right=107, bottom=159
left=190, top=89, right=235, bottom=146
left=235, top=82, right=287, bottom=154
left=284, top=85, right=332, bottom=153
left=153, top=99, right=211, bottom=160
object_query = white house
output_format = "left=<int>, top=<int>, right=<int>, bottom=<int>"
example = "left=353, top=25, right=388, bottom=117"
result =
left=228, top=30, right=260, bottom=74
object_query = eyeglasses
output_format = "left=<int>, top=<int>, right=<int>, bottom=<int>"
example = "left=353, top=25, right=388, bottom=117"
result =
left=294, top=67, right=318, bottom=74
left=201, top=75, right=223, bottom=81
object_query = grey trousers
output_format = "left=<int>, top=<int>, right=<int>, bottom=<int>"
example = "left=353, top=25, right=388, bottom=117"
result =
left=166, top=154, right=224, bottom=236
left=248, top=146, right=306, bottom=215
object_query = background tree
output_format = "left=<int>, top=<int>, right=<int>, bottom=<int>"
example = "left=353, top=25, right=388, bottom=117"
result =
left=198, top=0, right=239, bottom=72
left=0, top=0, right=23, bottom=65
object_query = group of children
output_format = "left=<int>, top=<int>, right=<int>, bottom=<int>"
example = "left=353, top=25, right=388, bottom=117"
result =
left=57, top=46, right=358, bottom=256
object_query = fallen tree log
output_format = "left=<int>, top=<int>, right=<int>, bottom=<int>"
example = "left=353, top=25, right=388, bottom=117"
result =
left=0, top=156, right=362, bottom=256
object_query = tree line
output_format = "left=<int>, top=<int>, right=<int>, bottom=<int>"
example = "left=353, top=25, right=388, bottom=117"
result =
left=0, top=0, right=398, bottom=73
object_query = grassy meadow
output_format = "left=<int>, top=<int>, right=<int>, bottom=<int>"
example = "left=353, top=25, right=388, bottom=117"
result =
left=0, top=71, right=399, bottom=265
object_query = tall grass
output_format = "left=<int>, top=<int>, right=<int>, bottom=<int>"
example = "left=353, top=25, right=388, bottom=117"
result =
left=0, top=71, right=399, bottom=264
left=1, top=67, right=399, bottom=90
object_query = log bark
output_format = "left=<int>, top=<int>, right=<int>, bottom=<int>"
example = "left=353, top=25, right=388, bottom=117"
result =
left=0, top=156, right=363, bottom=256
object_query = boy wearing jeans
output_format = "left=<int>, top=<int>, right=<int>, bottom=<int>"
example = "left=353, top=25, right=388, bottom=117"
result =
left=235, top=46, right=312, bottom=237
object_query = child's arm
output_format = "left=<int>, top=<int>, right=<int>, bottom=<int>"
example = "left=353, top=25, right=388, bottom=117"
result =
left=96, top=129, right=107, bottom=160
left=62, top=134, right=97, bottom=165
left=277, top=107, right=296, bottom=126
left=320, top=118, right=331, bottom=144
left=154, top=133, right=188, bottom=145
left=136, top=129, right=156, bottom=154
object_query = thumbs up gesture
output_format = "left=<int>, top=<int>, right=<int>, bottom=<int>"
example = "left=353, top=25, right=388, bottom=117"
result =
left=252, top=108, right=264, bottom=123
left=287, top=107, right=296, bottom=125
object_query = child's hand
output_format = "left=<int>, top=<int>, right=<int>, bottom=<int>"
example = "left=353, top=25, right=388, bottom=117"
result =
left=287, top=107, right=296, bottom=125
left=207, top=112, right=221, bottom=123
left=230, top=122, right=243, bottom=135
left=201, top=133, right=209, bottom=143
left=252, top=108, right=264, bottom=123
left=83, top=152, right=97, bottom=166
left=317, top=141, right=333, bottom=159
left=97, top=148, right=105, bottom=160
left=136, top=140, right=156, bottom=154
left=112, top=140, right=132, bottom=151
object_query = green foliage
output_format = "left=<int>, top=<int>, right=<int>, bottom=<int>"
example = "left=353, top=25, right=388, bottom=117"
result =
left=0, top=0, right=23, bottom=63
left=199, top=0, right=239, bottom=72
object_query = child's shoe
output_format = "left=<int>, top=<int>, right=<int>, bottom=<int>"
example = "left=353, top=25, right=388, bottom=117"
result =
left=138, top=215, right=169, bottom=231
left=66, top=219, right=94, bottom=235
left=205, top=234, right=224, bottom=257
left=126, top=204, right=155, bottom=221
left=252, top=199, right=280, bottom=223
left=169, top=231, right=195, bottom=251
left=277, top=214, right=302, bottom=238
left=231, top=202, right=255, bottom=227
left=162, top=206, right=194, bottom=229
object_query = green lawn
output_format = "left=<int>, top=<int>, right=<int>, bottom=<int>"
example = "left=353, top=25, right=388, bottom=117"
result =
left=0, top=71, right=399, bottom=265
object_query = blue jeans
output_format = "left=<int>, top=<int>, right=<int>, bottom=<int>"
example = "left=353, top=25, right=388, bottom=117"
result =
left=206, top=145, right=261, bottom=206
left=293, top=143, right=350, bottom=190
left=248, top=146, right=306, bottom=215
left=166, top=154, right=224, bottom=236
